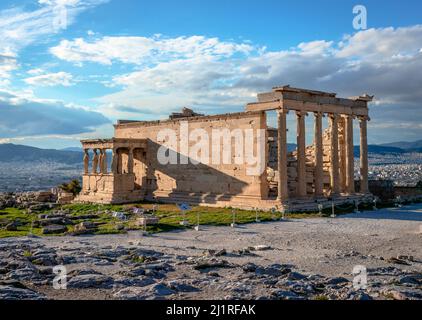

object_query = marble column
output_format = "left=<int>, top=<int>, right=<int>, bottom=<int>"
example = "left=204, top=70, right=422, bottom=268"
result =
left=102, top=149, right=108, bottom=174
left=296, top=111, right=307, bottom=197
left=314, top=112, right=324, bottom=197
left=127, top=148, right=134, bottom=174
left=329, top=114, right=340, bottom=194
left=99, top=149, right=104, bottom=174
left=83, top=149, right=89, bottom=175
left=92, top=149, right=99, bottom=174
left=359, top=116, right=369, bottom=193
left=345, top=115, right=355, bottom=193
left=277, top=109, right=289, bottom=201
left=338, top=118, right=347, bottom=192
left=111, top=148, right=118, bottom=174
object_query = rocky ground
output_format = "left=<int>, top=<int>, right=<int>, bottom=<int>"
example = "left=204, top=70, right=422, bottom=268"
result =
left=0, top=204, right=421, bottom=300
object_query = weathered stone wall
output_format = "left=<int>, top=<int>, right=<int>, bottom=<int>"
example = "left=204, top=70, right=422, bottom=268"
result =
left=393, top=186, right=422, bottom=202
left=114, top=112, right=268, bottom=204
left=78, top=174, right=143, bottom=204
left=82, top=174, right=135, bottom=194
left=0, top=191, right=57, bottom=210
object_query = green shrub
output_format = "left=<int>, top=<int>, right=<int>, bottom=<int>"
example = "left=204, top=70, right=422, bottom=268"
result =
left=59, top=179, right=82, bottom=196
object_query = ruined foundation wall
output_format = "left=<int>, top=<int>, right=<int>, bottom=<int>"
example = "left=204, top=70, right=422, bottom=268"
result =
left=114, top=112, right=268, bottom=203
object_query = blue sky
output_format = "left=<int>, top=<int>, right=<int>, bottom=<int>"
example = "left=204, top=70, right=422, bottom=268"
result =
left=0, top=0, right=422, bottom=149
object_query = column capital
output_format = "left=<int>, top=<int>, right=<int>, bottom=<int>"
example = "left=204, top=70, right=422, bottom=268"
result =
left=296, top=110, right=308, bottom=117
left=341, top=113, right=355, bottom=119
left=358, top=115, right=370, bottom=122
left=328, top=113, right=340, bottom=120
left=313, top=111, right=324, bottom=118
left=277, top=108, right=289, bottom=115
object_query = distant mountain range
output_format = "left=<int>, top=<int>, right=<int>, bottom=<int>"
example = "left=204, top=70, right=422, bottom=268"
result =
left=380, top=140, right=422, bottom=152
left=0, top=144, right=83, bottom=164
left=1, top=140, right=422, bottom=164
left=60, top=147, right=84, bottom=152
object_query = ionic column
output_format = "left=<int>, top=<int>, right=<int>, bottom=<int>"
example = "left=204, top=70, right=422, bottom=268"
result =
left=83, top=149, right=89, bottom=175
left=92, top=149, right=99, bottom=174
left=111, top=148, right=118, bottom=174
left=329, top=114, right=340, bottom=194
left=359, top=116, right=369, bottom=193
left=296, top=111, right=307, bottom=197
left=314, top=112, right=324, bottom=197
left=338, top=117, right=347, bottom=192
left=345, top=115, right=355, bottom=194
left=127, top=148, right=134, bottom=174
left=277, top=109, right=289, bottom=201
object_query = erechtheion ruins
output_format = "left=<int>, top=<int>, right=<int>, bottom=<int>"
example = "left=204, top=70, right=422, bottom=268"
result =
left=75, top=86, right=374, bottom=211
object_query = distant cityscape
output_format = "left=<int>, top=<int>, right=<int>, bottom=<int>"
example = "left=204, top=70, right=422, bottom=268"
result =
left=0, top=161, right=82, bottom=193
left=0, top=151, right=421, bottom=193
left=366, top=152, right=422, bottom=186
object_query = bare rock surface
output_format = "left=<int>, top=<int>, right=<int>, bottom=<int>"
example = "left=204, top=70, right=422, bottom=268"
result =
left=0, top=204, right=421, bottom=300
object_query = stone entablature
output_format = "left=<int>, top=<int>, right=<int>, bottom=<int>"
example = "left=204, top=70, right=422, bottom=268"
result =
left=80, top=138, right=147, bottom=150
left=114, top=111, right=264, bottom=129
left=247, top=85, right=372, bottom=117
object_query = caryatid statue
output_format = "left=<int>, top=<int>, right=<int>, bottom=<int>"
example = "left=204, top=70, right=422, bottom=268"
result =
left=99, top=149, right=104, bottom=174
left=99, top=149, right=108, bottom=174
left=92, top=149, right=99, bottom=174
left=83, top=149, right=89, bottom=175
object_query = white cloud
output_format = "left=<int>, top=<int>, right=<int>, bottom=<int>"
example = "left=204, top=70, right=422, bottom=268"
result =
left=0, top=55, right=18, bottom=80
left=50, top=35, right=254, bottom=65
left=0, top=0, right=108, bottom=83
left=71, top=26, right=422, bottom=144
left=297, top=40, right=334, bottom=56
left=24, top=71, right=74, bottom=87
left=0, top=0, right=111, bottom=142
left=38, top=0, right=82, bottom=5
left=0, top=1, right=107, bottom=53
left=337, top=25, right=422, bottom=60
left=0, top=49, right=18, bottom=85
left=27, top=68, right=45, bottom=75
left=0, top=88, right=110, bottom=138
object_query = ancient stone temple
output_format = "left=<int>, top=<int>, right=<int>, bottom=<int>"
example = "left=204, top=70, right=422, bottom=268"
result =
left=75, top=86, right=373, bottom=211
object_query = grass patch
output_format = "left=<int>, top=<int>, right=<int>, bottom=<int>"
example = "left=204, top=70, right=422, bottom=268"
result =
left=23, top=250, right=33, bottom=258
left=61, top=203, right=125, bottom=216
left=131, top=255, right=146, bottom=264
left=1, top=197, right=419, bottom=238
left=0, top=208, right=43, bottom=238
